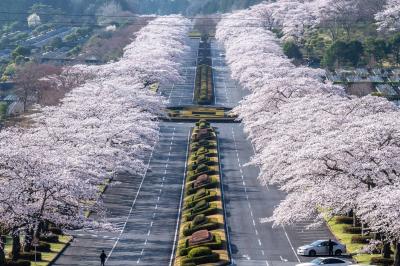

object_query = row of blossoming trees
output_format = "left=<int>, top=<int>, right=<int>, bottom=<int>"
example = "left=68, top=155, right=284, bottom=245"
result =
left=0, top=16, right=190, bottom=263
left=216, top=1, right=400, bottom=264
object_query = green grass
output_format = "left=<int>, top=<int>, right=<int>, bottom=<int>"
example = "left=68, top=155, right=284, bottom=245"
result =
left=327, top=217, right=379, bottom=264
left=4, top=235, right=72, bottom=266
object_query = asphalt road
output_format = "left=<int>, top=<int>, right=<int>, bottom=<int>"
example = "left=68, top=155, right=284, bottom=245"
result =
left=54, top=37, right=334, bottom=266
left=211, top=40, right=334, bottom=266
left=53, top=123, right=191, bottom=266
left=163, top=38, right=199, bottom=107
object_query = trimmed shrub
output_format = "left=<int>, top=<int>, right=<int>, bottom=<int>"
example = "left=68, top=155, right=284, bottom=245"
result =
left=182, top=263, right=196, bottom=266
left=184, top=205, right=218, bottom=221
left=48, top=227, right=63, bottom=235
left=187, top=170, right=215, bottom=182
left=194, top=188, right=207, bottom=200
left=343, top=226, right=362, bottom=234
left=183, top=221, right=220, bottom=237
left=193, top=200, right=208, bottom=212
left=19, top=252, right=42, bottom=261
left=193, top=214, right=207, bottom=226
left=184, top=191, right=218, bottom=209
left=180, top=234, right=222, bottom=256
left=40, top=233, right=59, bottom=243
left=36, top=242, right=51, bottom=252
left=186, top=179, right=217, bottom=195
left=6, top=260, right=31, bottom=266
left=188, top=246, right=212, bottom=258
left=351, top=235, right=370, bottom=244
left=181, top=253, right=220, bottom=264
left=370, top=257, right=394, bottom=265
left=335, top=216, right=354, bottom=225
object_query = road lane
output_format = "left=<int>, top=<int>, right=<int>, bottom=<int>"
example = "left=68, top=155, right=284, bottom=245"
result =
left=54, top=123, right=191, bottom=265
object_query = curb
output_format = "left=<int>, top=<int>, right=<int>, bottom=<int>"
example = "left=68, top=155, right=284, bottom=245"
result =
left=48, top=236, right=73, bottom=266
left=216, top=127, right=233, bottom=265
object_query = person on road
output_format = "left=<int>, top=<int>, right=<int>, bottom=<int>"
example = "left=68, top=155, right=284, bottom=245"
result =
left=100, top=250, right=107, bottom=266
left=328, top=239, right=334, bottom=256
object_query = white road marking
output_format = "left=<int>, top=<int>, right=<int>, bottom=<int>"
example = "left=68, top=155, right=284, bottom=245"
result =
left=283, top=226, right=301, bottom=262
left=105, top=137, right=158, bottom=262
left=169, top=130, right=191, bottom=266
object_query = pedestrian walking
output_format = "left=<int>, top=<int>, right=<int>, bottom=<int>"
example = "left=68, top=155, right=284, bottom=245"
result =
left=100, top=250, right=107, bottom=266
left=328, top=239, right=334, bottom=256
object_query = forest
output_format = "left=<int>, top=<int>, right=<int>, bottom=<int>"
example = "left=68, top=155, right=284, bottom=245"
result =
left=0, top=0, right=263, bottom=20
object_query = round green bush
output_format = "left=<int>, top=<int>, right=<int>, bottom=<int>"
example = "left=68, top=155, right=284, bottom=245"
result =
left=193, top=214, right=207, bottom=226
left=188, top=247, right=212, bottom=258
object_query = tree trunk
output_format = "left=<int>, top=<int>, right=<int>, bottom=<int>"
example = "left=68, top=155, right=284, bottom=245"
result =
left=0, top=235, right=6, bottom=266
left=23, top=228, right=34, bottom=253
left=11, top=229, right=20, bottom=261
left=394, top=242, right=400, bottom=266
left=383, top=242, right=391, bottom=259
left=352, top=211, right=357, bottom=227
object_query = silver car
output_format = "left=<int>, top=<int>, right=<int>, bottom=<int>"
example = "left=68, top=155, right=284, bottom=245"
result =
left=297, top=240, right=346, bottom=256
left=296, top=257, right=352, bottom=266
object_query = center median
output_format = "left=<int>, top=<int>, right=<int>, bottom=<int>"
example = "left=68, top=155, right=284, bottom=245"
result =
left=173, top=119, right=231, bottom=266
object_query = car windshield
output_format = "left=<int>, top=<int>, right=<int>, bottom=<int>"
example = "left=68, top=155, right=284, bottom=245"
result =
left=311, top=258, right=323, bottom=264
left=310, top=240, right=323, bottom=246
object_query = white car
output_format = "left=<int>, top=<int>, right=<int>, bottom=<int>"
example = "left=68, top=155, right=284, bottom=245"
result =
left=297, top=257, right=352, bottom=266
left=297, top=240, right=346, bottom=256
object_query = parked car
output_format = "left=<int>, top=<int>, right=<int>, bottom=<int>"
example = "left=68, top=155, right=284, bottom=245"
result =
left=297, top=240, right=346, bottom=256
left=296, top=257, right=352, bottom=266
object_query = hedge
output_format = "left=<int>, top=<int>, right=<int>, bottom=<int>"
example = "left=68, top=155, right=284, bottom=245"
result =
left=5, top=260, right=31, bottom=266
left=351, top=235, right=370, bottom=244
left=181, top=253, right=219, bottom=265
left=194, top=64, right=214, bottom=105
left=184, top=204, right=218, bottom=221
left=19, top=252, right=42, bottom=261
left=370, top=257, right=394, bottom=265
left=343, top=226, right=362, bottom=234
left=36, top=242, right=51, bottom=252
left=188, top=246, right=212, bottom=258
left=179, top=234, right=222, bottom=256
left=184, top=191, right=217, bottom=209
left=48, top=227, right=63, bottom=235
left=187, top=170, right=216, bottom=182
left=39, top=233, right=59, bottom=243
left=186, top=179, right=218, bottom=195
left=335, top=216, right=354, bottom=225
left=183, top=221, right=219, bottom=237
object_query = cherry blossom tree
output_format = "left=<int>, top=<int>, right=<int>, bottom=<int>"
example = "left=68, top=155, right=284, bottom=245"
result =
left=375, top=0, right=400, bottom=33
left=217, top=7, right=400, bottom=263
left=0, top=15, right=190, bottom=260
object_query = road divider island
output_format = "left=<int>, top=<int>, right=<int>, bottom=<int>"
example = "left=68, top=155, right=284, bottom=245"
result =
left=174, top=119, right=230, bottom=266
